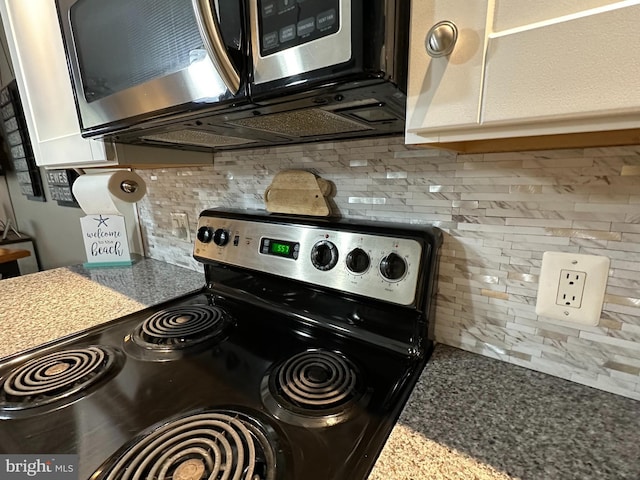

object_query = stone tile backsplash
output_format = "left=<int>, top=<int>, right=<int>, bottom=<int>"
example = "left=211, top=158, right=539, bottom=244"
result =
left=135, top=136, right=640, bottom=400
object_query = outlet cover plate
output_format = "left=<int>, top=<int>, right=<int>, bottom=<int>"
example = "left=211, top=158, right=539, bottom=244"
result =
left=170, top=212, right=190, bottom=242
left=535, top=252, right=610, bottom=326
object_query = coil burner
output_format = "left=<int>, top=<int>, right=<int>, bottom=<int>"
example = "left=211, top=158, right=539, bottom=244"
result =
left=126, top=305, right=232, bottom=361
left=0, top=345, right=122, bottom=416
left=261, top=349, right=367, bottom=428
left=95, top=410, right=280, bottom=480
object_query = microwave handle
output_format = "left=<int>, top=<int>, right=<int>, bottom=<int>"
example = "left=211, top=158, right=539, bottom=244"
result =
left=191, top=0, right=241, bottom=94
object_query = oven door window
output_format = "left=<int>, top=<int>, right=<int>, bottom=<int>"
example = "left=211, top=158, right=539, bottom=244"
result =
left=59, top=0, right=244, bottom=130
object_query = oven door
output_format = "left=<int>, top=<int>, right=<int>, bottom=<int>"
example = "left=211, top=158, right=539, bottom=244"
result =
left=56, top=0, right=246, bottom=135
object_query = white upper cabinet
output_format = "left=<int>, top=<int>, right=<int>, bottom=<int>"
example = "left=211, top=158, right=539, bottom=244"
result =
left=0, top=0, right=211, bottom=168
left=406, top=0, right=640, bottom=149
left=0, top=0, right=115, bottom=167
left=405, top=0, right=490, bottom=144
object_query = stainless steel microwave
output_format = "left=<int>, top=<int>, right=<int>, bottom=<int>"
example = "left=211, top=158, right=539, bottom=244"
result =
left=55, top=0, right=409, bottom=152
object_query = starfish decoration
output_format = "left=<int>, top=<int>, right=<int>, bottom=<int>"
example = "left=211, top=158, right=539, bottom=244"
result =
left=94, top=214, right=109, bottom=227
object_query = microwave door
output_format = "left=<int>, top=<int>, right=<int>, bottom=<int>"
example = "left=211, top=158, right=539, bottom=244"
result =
left=56, top=0, right=245, bottom=135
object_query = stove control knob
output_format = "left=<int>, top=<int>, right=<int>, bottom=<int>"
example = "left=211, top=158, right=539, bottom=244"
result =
left=346, top=248, right=370, bottom=274
left=311, top=240, right=339, bottom=271
left=380, top=252, right=407, bottom=281
left=197, top=226, right=214, bottom=243
left=213, top=228, right=230, bottom=246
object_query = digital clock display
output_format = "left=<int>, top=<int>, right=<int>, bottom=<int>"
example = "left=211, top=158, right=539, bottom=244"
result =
left=270, top=242, right=290, bottom=255
left=260, top=238, right=299, bottom=260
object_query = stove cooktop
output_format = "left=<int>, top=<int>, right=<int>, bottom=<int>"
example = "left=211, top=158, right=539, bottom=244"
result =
left=0, top=291, right=426, bottom=479
left=0, top=210, right=442, bottom=480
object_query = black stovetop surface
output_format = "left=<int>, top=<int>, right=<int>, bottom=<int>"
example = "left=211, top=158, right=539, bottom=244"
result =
left=0, top=288, right=429, bottom=480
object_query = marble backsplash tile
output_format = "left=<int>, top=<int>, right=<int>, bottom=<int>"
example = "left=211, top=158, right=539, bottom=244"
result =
left=134, top=136, right=640, bottom=400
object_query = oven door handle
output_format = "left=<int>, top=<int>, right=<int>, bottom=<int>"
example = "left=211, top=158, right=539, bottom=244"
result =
left=191, top=0, right=241, bottom=94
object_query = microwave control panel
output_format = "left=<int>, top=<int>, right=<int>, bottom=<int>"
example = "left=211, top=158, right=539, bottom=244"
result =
left=258, top=0, right=340, bottom=55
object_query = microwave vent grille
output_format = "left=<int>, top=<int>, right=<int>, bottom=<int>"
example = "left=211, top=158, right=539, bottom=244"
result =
left=140, top=130, right=257, bottom=148
left=228, top=109, right=372, bottom=138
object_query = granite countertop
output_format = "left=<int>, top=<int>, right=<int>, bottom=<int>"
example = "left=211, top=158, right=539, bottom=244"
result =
left=0, top=260, right=638, bottom=479
left=0, top=258, right=204, bottom=359
left=369, top=345, right=640, bottom=480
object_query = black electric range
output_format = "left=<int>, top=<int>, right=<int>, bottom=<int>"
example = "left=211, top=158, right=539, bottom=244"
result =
left=0, top=209, right=441, bottom=480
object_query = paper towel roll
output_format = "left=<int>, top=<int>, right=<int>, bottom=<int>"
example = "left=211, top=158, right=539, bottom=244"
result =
left=72, top=171, right=147, bottom=214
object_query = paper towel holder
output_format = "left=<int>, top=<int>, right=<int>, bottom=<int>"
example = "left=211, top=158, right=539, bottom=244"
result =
left=120, top=180, right=139, bottom=194
left=72, top=170, right=147, bottom=268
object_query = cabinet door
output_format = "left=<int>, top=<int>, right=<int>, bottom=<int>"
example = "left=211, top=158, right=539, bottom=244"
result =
left=482, top=1, right=640, bottom=132
left=0, top=0, right=113, bottom=167
left=405, top=0, right=490, bottom=143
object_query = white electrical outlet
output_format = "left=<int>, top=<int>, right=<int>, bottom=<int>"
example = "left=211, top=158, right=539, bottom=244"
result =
left=535, top=252, right=610, bottom=326
left=556, top=269, right=586, bottom=308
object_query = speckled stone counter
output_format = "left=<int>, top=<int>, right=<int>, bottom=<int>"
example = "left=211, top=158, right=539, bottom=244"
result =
left=0, top=263, right=638, bottom=479
left=0, top=258, right=204, bottom=359
left=370, top=345, right=640, bottom=480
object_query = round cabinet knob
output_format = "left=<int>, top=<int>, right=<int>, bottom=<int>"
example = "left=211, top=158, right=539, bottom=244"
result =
left=197, top=226, right=214, bottom=243
left=426, top=20, right=458, bottom=58
left=310, top=240, right=339, bottom=271
left=346, top=248, right=370, bottom=274
left=213, top=228, right=230, bottom=246
left=380, top=252, right=407, bottom=281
